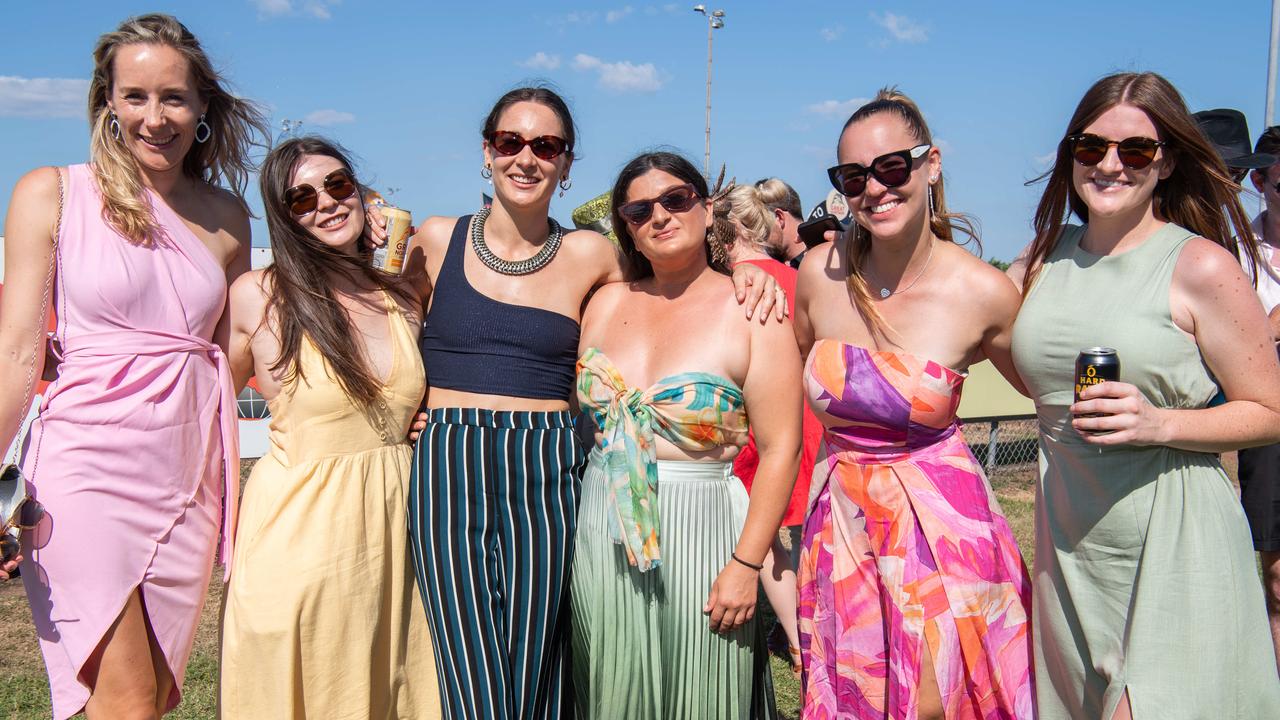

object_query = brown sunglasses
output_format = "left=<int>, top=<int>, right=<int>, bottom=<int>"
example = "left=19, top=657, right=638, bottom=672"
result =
left=487, top=131, right=570, bottom=161
left=1066, top=134, right=1166, bottom=170
left=284, top=169, right=359, bottom=216
left=616, top=184, right=702, bottom=226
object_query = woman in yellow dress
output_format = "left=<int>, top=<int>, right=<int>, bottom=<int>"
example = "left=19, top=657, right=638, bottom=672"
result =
left=222, top=136, right=439, bottom=718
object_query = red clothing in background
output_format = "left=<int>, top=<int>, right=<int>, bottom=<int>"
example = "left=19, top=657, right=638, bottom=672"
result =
left=733, top=258, right=822, bottom=526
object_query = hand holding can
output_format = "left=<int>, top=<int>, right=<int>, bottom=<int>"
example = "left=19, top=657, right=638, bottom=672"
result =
left=370, top=204, right=412, bottom=275
left=1074, top=347, right=1120, bottom=434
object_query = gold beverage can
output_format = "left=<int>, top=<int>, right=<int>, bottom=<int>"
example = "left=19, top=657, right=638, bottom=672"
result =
left=371, top=204, right=412, bottom=274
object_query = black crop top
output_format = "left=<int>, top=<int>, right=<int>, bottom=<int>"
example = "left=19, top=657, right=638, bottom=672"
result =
left=419, top=215, right=580, bottom=400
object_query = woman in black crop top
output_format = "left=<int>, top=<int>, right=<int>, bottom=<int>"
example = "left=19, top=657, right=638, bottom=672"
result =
left=394, top=87, right=787, bottom=720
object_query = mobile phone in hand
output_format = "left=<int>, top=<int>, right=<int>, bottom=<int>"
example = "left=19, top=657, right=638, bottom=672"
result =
left=797, top=215, right=842, bottom=248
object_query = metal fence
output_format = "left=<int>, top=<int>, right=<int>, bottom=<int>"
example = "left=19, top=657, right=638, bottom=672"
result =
left=960, top=414, right=1039, bottom=479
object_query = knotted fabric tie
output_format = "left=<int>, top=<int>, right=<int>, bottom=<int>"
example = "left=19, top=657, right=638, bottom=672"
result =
left=62, top=329, right=241, bottom=580
left=575, top=348, right=747, bottom=572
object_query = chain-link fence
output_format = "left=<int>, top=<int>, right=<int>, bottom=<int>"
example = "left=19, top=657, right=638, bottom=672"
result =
left=960, top=415, right=1039, bottom=480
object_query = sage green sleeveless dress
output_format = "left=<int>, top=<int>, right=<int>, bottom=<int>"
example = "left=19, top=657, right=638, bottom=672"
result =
left=1011, top=223, right=1280, bottom=719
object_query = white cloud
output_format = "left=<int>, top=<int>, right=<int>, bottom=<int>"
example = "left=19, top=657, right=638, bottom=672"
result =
left=252, top=0, right=341, bottom=20
left=0, top=76, right=89, bottom=118
left=871, top=11, right=927, bottom=43
left=572, top=54, right=663, bottom=92
left=519, top=52, right=562, bottom=70
left=303, top=109, right=355, bottom=126
left=571, top=54, right=600, bottom=71
left=606, top=5, right=634, bottom=22
left=806, top=97, right=871, bottom=116
left=820, top=25, right=844, bottom=42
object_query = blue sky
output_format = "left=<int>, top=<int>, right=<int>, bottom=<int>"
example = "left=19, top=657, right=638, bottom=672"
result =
left=1, top=1, right=1275, bottom=262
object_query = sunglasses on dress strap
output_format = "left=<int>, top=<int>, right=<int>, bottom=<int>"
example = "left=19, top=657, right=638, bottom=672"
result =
left=616, top=184, right=703, bottom=226
left=1066, top=134, right=1165, bottom=170
left=284, top=169, right=358, bottom=216
left=486, top=131, right=571, bottom=161
left=827, top=144, right=931, bottom=198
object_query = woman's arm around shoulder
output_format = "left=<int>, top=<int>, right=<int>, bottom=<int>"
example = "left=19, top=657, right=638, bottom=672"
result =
left=966, top=255, right=1029, bottom=396
left=1005, top=241, right=1036, bottom=294
left=228, top=269, right=271, bottom=393
left=793, top=239, right=840, bottom=358
left=565, top=228, right=625, bottom=289
left=577, top=278, right=630, bottom=353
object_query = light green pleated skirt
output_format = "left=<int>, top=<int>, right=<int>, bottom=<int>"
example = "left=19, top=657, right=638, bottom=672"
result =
left=570, top=449, right=775, bottom=720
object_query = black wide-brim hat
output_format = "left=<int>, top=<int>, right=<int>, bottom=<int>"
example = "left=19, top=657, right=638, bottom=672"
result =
left=1193, top=108, right=1277, bottom=170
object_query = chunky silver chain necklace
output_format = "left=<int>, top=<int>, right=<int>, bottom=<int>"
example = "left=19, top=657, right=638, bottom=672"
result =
left=470, top=206, right=564, bottom=276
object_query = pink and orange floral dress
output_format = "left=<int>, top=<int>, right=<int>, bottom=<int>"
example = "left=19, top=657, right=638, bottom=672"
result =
left=798, top=340, right=1034, bottom=719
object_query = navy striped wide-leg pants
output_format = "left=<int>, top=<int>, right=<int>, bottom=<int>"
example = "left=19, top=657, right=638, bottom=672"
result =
left=408, top=408, right=585, bottom=720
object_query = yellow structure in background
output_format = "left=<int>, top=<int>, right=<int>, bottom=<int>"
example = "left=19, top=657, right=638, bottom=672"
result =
left=957, top=360, right=1034, bottom=420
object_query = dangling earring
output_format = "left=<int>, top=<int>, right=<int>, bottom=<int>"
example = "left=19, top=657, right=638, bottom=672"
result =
left=558, top=177, right=572, bottom=198
left=109, top=111, right=122, bottom=140
left=928, top=180, right=937, bottom=215
left=481, top=164, right=493, bottom=183
left=195, top=113, right=211, bottom=144
left=706, top=226, right=729, bottom=268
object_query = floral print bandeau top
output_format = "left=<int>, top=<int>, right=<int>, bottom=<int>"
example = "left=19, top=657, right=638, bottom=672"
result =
left=575, top=347, right=749, bottom=572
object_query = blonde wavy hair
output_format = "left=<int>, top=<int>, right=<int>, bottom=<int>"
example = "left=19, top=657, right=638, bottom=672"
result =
left=838, top=87, right=980, bottom=339
left=88, top=13, right=269, bottom=245
left=752, top=177, right=802, bottom=220
left=715, top=184, right=776, bottom=255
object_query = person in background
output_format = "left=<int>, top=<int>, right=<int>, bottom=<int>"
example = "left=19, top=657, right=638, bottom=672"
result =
left=0, top=13, right=267, bottom=719
left=717, top=183, right=824, bottom=674
left=1194, top=109, right=1276, bottom=183
left=1194, top=110, right=1280, bottom=677
left=1010, top=71, right=1280, bottom=719
left=570, top=150, right=801, bottom=719
left=222, top=137, right=440, bottom=718
left=796, top=87, right=1033, bottom=719
left=755, top=177, right=808, bottom=268
left=1246, top=124, right=1280, bottom=676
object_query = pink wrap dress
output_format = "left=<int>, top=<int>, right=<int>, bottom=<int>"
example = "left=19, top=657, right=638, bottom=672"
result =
left=18, top=164, right=239, bottom=719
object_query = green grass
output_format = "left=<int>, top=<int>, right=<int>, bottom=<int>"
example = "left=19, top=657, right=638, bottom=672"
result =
left=0, top=455, right=1153, bottom=718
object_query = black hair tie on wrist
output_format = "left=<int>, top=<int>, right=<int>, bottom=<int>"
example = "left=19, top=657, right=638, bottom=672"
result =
left=731, top=552, right=763, bottom=571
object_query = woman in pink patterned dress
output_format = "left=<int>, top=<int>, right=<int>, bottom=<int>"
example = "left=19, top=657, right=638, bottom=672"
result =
left=793, top=88, right=1034, bottom=719
left=0, top=14, right=266, bottom=719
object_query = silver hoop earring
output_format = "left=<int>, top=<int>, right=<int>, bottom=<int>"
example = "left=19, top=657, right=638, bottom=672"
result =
left=109, top=112, right=122, bottom=140
left=195, top=113, right=211, bottom=144
left=480, top=165, right=493, bottom=181
left=558, top=177, right=572, bottom=198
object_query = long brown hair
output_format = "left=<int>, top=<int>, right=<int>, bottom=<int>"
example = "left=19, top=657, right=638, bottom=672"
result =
left=259, top=137, right=413, bottom=410
left=1022, top=71, right=1256, bottom=292
left=88, top=13, right=269, bottom=245
left=838, top=87, right=980, bottom=339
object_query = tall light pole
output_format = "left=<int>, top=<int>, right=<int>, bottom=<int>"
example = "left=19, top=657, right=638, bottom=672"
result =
left=1268, top=0, right=1279, bottom=127
left=693, top=5, right=725, bottom=178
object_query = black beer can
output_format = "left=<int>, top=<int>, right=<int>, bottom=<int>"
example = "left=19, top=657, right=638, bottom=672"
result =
left=1075, top=347, right=1120, bottom=403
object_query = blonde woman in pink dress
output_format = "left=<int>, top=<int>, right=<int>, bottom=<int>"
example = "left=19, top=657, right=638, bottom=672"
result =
left=0, top=14, right=266, bottom=719
left=793, top=88, right=1034, bottom=719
